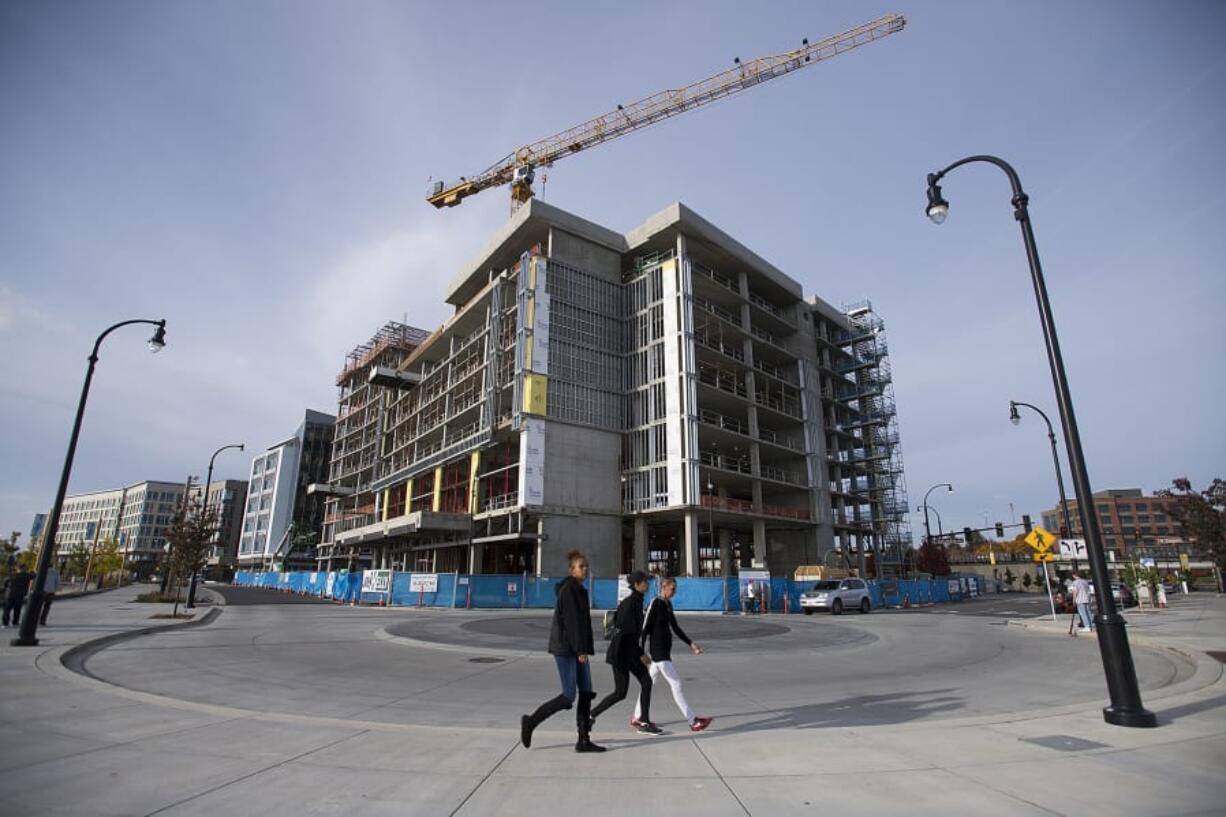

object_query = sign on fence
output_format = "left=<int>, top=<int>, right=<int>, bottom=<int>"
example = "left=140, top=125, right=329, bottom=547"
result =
left=363, top=569, right=393, bottom=594
left=507, top=581, right=519, bottom=596
left=408, top=573, right=438, bottom=593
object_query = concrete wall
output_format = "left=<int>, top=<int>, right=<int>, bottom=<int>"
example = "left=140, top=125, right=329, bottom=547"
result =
left=538, top=419, right=622, bottom=576
left=541, top=420, right=621, bottom=513
left=548, top=227, right=622, bottom=282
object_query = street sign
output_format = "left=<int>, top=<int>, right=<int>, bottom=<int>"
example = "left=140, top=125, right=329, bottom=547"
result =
left=1024, top=526, right=1057, bottom=552
left=408, top=573, right=438, bottom=593
left=1033, top=552, right=1057, bottom=562
left=1058, top=539, right=1088, bottom=560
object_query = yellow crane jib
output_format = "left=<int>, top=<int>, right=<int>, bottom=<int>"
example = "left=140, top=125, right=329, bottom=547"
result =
left=427, top=13, right=905, bottom=210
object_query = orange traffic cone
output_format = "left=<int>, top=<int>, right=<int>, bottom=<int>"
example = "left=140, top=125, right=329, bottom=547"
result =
left=902, top=593, right=910, bottom=609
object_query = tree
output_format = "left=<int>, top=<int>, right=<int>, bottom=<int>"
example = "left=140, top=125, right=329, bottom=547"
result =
left=164, top=501, right=218, bottom=616
left=66, top=541, right=92, bottom=579
left=1022, top=572, right=1033, bottom=590
left=1157, top=477, right=1225, bottom=573
left=17, top=541, right=40, bottom=572
left=1003, top=567, right=1016, bottom=590
left=916, top=540, right=951, bottom=576
left=93, top=538, right=124, bottom=586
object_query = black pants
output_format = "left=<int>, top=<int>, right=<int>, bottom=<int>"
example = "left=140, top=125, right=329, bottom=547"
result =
left=591, top=660, right=652, bottom=723
left=39, top=593, right=54, bottom=625
left=2, top=596, right=26, bottom=627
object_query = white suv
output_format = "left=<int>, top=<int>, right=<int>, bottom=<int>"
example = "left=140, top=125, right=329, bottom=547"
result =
left=799, top=578, right=872, bottom=615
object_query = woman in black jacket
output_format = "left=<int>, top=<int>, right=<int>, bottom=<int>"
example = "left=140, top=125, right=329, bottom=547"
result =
left=590, top=571, right=659, bottom=734
left=635, top=576, right=713, bottom=732
left=520, top=549, right=605, bottom=753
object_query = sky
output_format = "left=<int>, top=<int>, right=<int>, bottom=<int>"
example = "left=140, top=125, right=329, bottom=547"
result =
left=1, top=0, right=1223, bottom=545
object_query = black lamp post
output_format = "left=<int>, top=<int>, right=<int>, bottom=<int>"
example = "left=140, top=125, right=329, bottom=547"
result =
left=1009, top=401, right=1075, bottom=539
left=13, top=318, right=167, bottom=647
left=925, top=154, right=1155, bottom=728
left=921, top=482, right=953, bottom=546
left=917, top=503, right=944, bottom=541
left=188, top=442, right=244, bottom=608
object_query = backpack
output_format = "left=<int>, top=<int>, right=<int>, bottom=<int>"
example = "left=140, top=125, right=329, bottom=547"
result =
left=602, top=609, right=619, bottom=640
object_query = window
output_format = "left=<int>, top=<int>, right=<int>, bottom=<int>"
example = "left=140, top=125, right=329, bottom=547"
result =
left=1117, top=503, right=1132, bottom=511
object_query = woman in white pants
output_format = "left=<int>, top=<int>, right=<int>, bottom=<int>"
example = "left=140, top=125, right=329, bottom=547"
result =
left=635, top=577, right=713, bottom=732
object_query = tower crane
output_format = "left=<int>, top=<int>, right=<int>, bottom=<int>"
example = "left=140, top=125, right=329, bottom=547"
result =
left=427, top=13, right=905, bottom=211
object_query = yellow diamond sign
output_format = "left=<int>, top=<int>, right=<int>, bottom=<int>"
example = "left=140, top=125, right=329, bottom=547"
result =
left=1024, top=526, right=1058, bottom=553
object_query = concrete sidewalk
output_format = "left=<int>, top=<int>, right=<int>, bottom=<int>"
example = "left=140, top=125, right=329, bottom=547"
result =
left=0, top=589, right=1222, bottom=816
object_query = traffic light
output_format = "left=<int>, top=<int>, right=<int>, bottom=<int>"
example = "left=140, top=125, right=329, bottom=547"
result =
left=1022, top=514, right=1033, bottom=532
left=963, top=526, right=973, bottom=543
left=1059, top=525, right=1068, bottom=537
left=994, top=522, right=1004, bottom=538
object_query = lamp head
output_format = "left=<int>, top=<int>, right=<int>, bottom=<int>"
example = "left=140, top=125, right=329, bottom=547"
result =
left=147, top=321, right=167, bottom=353
left=1009, top=402, right=1021, bottom=425
left=925, top=175, right=949, bottom=224
left=946, top=484, right=954, bottom=494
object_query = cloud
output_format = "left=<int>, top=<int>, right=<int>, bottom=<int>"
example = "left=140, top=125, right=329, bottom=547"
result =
left=298, top=209, right=497, bottom=366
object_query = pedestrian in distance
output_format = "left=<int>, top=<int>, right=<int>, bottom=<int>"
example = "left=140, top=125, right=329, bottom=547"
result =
left=39, top=564, right=61, bottom=625
left=2, top=566, right=34, bottom=628
left=635, top=576, right=713, bottom=732
left=520, top=548, right=605, bottom=753
left=1071, top=571, right=1093, bottom=633
left=590, top=570, right=659, bottom=735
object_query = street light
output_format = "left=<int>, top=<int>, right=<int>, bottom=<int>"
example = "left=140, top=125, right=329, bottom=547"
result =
left=925, top=154, right=1155, bottom=728
left=13, top=318, right=167, bottom=647
left=188, top=442, right=245, bottom=608
left=916, top=504, right=943, bottom=540
left=1009, top=401, right=1075, bottom=540
left=921, top=482, right=953, bottom=547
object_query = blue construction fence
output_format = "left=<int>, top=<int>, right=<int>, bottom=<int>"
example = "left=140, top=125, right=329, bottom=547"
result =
left=232, top=570, right=984, bottom=612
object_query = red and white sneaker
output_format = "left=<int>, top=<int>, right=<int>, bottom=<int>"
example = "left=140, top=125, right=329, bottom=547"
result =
left=629, top=717, right=649, bottom=730
left=690, top=717, right=713, bottom=732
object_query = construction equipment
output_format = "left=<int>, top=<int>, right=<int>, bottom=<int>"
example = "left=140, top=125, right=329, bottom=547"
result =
left=427, top=13, right=905, bottom=211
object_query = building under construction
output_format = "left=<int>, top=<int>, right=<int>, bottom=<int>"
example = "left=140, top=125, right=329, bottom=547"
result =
left=315, top=200, right=909, bottom=578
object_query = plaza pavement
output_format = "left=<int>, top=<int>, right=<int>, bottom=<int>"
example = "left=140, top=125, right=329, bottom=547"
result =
left=0, top=586, right=1221, bottom=817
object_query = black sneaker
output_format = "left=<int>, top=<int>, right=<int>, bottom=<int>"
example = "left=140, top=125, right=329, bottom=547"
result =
left=575, top=737, right=607, bottom=753
left=636, top=722, right=663, bottom=735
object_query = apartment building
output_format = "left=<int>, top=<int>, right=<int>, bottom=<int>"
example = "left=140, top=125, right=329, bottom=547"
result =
left=1042, top=488, right=1192, bottom=560
left=189, top=479, right=248, bottom=578
left=238, top=409, right=336, bottom=571
left=51, top=480, right=186, bottom=576
left=315, top=200, right=909, bottom=578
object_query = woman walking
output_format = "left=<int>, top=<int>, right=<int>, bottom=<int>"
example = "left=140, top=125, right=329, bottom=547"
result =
left=635, top=576, right=713, bottom=732
left=520, top=549, right=605, bottom=753
left=590, top=571, right=660, bottom=735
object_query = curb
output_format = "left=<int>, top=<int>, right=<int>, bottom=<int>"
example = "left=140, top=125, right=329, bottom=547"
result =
left=60, top=606, right=223, bottom=681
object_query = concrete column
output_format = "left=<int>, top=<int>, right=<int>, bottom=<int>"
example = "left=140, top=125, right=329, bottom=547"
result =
left=752, top=519, right=767, bottom=568
left=683, top=511, right=700, bottom=577
left=719, top=528, right=733, bottom=578
left=634, top=516, right=648, bottom=570
left=468, top=544, right=484, bottom=574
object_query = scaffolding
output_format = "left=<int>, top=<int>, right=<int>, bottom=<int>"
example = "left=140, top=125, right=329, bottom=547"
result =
left=840, top=300, right=912, bottom=574
left=319, top=320, right=430, bottom=568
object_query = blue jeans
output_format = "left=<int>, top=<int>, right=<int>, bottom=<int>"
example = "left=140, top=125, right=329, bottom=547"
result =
left=1077, top=602, right=1094, bottom=630
left=554, top=655, right=593, bottom=701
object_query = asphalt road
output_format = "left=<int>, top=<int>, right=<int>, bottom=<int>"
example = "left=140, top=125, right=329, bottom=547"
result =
left=207, top=584, right=335, bottom=605
left=83, top=589, right=1192, bottom=731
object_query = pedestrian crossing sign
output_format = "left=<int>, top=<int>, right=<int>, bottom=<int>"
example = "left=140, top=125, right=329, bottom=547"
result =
left=1024, top=527, right=1058, bottom=553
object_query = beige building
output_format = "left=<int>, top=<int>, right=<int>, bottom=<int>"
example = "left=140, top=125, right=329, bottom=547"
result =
left=315, top=201, right=910, bottom=578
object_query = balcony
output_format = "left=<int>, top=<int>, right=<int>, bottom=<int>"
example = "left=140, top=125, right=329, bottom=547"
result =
left=698, top=408, right=749, bottom=436
left=697, top=367, right=748, bottom=399
left=699, top=449, right=752, bottom=476
left=753, top=391, right=802, bottom=420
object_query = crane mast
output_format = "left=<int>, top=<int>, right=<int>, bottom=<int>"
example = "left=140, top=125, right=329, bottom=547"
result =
left=427, top=13, right=905, bottom=210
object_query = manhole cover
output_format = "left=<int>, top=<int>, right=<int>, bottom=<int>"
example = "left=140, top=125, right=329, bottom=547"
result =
left=469, top=657, right=505, bottom=663
left=1019, top=735, right=1110, bottom=752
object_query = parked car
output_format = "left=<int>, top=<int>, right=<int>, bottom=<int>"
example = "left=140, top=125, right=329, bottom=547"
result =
left=799, top=578, right=871, bottom=615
